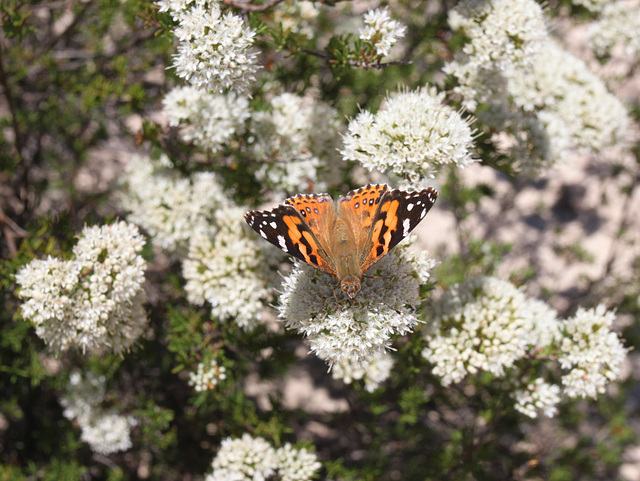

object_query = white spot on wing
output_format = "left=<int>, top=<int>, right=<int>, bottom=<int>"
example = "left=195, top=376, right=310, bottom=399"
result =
left=277, top=235, right=288, bottom=252
left=403, top=218, right=411, bottom=236
left=260, top=230, right=268, bottom=239
left=270, top=221, right=277, bottom=229
left=407, top=203, right=414, bottom=211
left=420, top=209, right=426, bottom=219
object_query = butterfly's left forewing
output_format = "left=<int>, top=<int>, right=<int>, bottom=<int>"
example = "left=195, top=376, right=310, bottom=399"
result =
left=359, top=187, right=438, bottom=273
left=245, top=197, right=338, bottom=277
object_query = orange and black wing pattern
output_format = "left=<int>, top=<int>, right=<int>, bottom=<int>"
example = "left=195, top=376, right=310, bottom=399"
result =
left=245, top=194, right=338, bottom=277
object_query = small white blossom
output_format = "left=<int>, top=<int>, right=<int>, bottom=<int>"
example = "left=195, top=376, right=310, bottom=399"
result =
left=588, top=2, right=640, bottom=57
left=558, top=305, right=627, bottom=399
left=206, top=434, right=321, bottom=481
left=16, top=222, right=147, bottom=355
left=188, top=359, right=227, bottom=392
left=276, top=443, right=322, bottom=481
left=79, top=411, right=137, bottom=455
left=162, top=86, right=250, bottom=153
left=60, top=371, right=136, bottom=455
left=512, top=378, right=562, bottom=418
left=341, top=86, right=476, bottom=185
left=332, top=351, right=395, bottom=392
left=279, top=243, right=436, bottom=365
left=359, top=7, right=406, bottom=57
left=118, top=154, right=227, bottom=254
left=207, top=434, right=279, bottom=481
left=182, top=207, right=277, bottom=330
left=169, top=2, right=259, bottom=93
left=250, top=93, right=344, bottom=196
left=61, top=371, right=106, bottom=422
left=422, top=277, right=560, bottom=387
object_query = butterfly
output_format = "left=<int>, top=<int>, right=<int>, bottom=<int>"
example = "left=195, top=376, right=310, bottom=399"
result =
left=244, top=184, right=438, bottom=299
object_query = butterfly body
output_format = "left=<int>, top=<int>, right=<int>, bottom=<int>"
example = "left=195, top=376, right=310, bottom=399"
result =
left=245, top=184, right=438, bottom=298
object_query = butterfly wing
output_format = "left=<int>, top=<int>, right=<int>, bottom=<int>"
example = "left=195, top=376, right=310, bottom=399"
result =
left=337, top=184, right=390, bottom=261
left=245, top=194, right=338, bottom=277
left=358, top=187, right=438, bottom=273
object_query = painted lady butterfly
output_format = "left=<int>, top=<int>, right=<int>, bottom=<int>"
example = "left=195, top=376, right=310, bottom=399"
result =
left=245, top=184, right=438, bottom=299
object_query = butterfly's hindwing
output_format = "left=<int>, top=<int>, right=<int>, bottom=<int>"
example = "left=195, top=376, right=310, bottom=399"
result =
left=244, top=204, right=337, bottom=277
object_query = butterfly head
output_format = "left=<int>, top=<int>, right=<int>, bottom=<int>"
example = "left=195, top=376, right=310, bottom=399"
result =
left=340, top=275, right=361, bottom=299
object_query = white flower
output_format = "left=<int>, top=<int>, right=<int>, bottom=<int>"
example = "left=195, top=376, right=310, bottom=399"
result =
left=277, top=443, right=322, bottom=481
left=558, top=305, right=627, bottom=399
left=118, top=154, right=227, bottom=254
left=250, top=93, right=343, bottom=196
left=188, top=359, right=227, bottom=392
left=588, top=2, right=640, bottom=57
left=341, top=86, right=476, bottom=185
left=279, top=243, right=435, bottom=365
left=512, top=378, right=562, bottom=418
left=332, top=351, right=395, bottom=392
left=422, top=277, right=560, bottom=387
left=359, top=7, right=407, bottom=57
left=60, top=371, right=106, bottom=422
left=447, top=0, right=548, bottom=71
left=16, top=222, right=147, bottom=355
left=207, top=434, right=279, bottom=481
left=80, top=411, right=137, bottom=455
left=60, top=371, right=136, bottom=455
left=206, top=435, right=321, bottom=481
left=162, top=86, right=250, bottom=153
left=182, top=206, right=277, bottom=330
left=170, top=3, right=259, bottom=93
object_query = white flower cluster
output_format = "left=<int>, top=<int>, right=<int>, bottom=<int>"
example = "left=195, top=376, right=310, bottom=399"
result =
left=16, top=222, right=147, bottom=355
left=445, top=0, right=629, bottom=170
left=512, top=378, right=561, bottom=419
left=118, top=154, right=226, bottom=254
left=274, top=0, right=320, bottom=38
left=505, top=41, right=629, bottom=153
left=332, top=351, right=395, bottom=392
left=447, top=0, right=547, bottom=72
left=250, top=93, right=344, bottom=196
left=162, top=86, right=250, bottom=153
left=422, top=277, right=560, bottom=387
left=159, top=0, right=259, bottom=93
left=558, top=305, right=627, bottom=399
left=279, top=243, right=436, bottom=365
left=341, top=86, right=476, bottom=185
left=588, top=1, right=640, bottom=57
left=358, top=7, right=407, bottom=57
left=188, top=359, right=227, bottom=392
left=60, top=371, right=137, bottom=455
left=206, top=434, right=321, bottom=481
left=422, top=277, right=628, bottom=414
left=183, top=206, right=276, bottom=330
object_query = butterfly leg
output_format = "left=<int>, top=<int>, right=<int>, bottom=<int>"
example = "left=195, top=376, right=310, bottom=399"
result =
left=332, top=284, right=342, bottom=311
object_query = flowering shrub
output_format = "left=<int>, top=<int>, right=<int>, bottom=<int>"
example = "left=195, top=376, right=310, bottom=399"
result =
left=2, top=0, right=638, bottom=480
